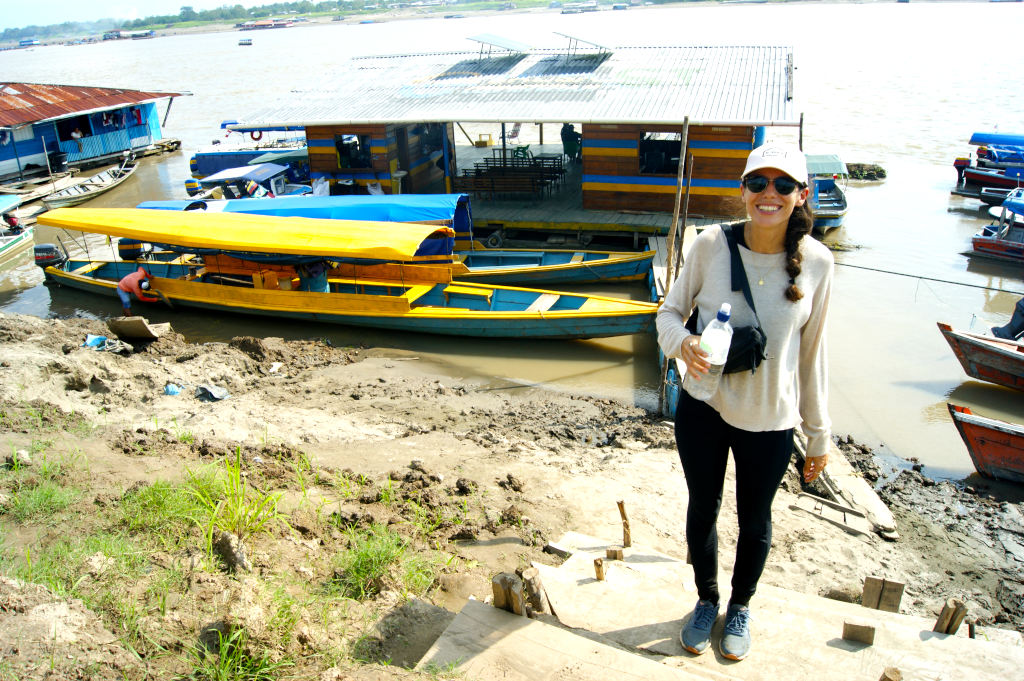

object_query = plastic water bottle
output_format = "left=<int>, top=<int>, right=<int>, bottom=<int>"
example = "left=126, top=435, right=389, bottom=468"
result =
left=683, top=303, right=733, bottom=401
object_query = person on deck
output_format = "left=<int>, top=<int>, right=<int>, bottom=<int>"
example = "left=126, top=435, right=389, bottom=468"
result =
left=117, top=266, right=158, bottom=317
left=560, top=123, right=582, bottom=163
left=296, top=260, right=330, bottom=293
left=656, top=143, right=834, bottom=662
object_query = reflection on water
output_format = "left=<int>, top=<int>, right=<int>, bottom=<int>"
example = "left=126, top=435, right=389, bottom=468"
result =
left=1, top=3, right=1024, bottom=477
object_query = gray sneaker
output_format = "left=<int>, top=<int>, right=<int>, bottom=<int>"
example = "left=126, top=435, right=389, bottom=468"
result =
left=720, top=604, right=751, bottom=660
left=679, top=599, right=718, bottom=655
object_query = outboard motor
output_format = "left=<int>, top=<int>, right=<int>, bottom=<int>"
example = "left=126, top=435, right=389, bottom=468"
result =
left=185, top=178, right=203, bottom=197
left=34, top=243, right=67, bottom=268
left=117, top=238, right=152, bottom=260
left=189, top=155, right=199, bottom=174
left=953, top=157, right=970, bottom=184
left=992, top=297, right=1024, bottom=340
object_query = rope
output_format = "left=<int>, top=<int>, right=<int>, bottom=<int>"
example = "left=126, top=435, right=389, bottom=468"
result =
left=836, top=261, right=1024, bottom=296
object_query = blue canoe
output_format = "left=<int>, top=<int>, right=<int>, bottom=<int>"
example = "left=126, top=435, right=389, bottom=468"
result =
left=138, top=194, right=654, bottom=285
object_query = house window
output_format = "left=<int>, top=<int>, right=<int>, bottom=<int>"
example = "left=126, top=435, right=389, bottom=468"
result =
left=12, top=125, right=33, bottom=143
left=638, top=131, right=682, bottom=176
left=334, top=134, right=371, bottom=169
left=56, top=116, right=92, bottom=142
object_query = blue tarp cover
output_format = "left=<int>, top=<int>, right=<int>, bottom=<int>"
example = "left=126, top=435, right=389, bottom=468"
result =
left=0, top=194, right=21, bottom=213
left=970, top=132, right=1024, bottom=147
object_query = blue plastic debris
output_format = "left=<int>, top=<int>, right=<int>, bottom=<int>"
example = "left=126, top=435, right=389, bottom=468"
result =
left=164, top=383, right=182, bottom=396
left=83, top=334, right=107, bottom=348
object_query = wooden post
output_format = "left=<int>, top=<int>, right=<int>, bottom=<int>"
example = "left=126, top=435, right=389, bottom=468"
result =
left=878, top=581, right=904, bottom=613
left=616, top=500, right=631, bottom=548
left=605, top=546, right=624, bottom=561
left=946, top=601, right=968, bottom=635
left=491, top=572, right=526, bottom=616
left=663, top=117, right=690, bottom=297
left=521, top=567, right=552, bottom=616
left=594, top=558, right=605, bottom=581
left=933, top=598, right=958, bottom=633
left=878, top=668, right=902, bottom=681
left=672, top=153, right=695, bottom=283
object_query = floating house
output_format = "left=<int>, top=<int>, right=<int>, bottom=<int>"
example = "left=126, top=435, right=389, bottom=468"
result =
left=227, top=35, right=799, bottom=245
left=0, top=82, right=182, bottom=181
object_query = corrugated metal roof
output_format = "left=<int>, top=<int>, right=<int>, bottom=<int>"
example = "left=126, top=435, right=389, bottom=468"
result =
left=229, top=45, right=796, bottom=129
left=0, top=82, right=183, bottom=128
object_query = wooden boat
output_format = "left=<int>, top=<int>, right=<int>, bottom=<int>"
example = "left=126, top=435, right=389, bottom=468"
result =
left=0, top=172, right=86, bottom=205
left=137, top=195, right=655, bottom=286
left=947, top=404, right=1024, bottom=483
left=41, top=156, right=138, bottom=209
left=970, top=188, right=1024, bottom=263
left=0, top=194, right=34, bottom=260
left=937, top=322, right=1024, bottom=391
left=806, top=154, right=849, bottom=234
left=35, top=208, right=657, bottom=340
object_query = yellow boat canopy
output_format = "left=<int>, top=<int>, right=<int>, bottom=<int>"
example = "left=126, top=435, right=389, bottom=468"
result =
left=38, top=208, right=455, bottom=260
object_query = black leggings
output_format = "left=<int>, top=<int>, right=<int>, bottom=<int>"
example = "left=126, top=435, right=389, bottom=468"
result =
left=674, top=391, right=794, bottom=608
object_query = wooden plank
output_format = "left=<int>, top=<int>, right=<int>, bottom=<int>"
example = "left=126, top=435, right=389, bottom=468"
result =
left=525, top=293, right=559, bottom=312
left=843, top=621, right=876, bottom=645
left=878, top=581, right=905, bottom=614
left=862, top=576, right=884, bottom=610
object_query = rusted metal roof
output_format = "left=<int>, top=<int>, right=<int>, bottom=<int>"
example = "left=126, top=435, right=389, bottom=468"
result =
left=0, top=82, right=182, bottom=128
left=229, top=45, right=797, bottom=129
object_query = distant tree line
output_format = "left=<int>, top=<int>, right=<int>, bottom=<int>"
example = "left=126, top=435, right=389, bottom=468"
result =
left=1, top=1, right=362, bottom=41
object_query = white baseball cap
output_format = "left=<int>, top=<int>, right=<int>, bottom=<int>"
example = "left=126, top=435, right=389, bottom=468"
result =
left=742, top=143, right=808, bottom=184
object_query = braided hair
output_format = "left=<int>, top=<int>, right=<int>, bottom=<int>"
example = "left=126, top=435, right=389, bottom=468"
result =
left=783, top=200, right=814, bottom=302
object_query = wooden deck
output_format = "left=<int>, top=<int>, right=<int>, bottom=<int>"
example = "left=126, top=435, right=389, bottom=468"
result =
left=453, top=140, right=726, bottom=251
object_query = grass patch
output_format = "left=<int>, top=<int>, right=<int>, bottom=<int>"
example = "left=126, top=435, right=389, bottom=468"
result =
left=1, top=451, right=82, bottom=522
left=329, top=523, right=435, bottom=600
left=188, top=448, right=288, bottom=556
left=188, top=628, right=292, bottom=681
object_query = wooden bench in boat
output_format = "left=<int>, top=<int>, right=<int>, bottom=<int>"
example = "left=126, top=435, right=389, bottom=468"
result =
left=443, top=284, right=492, bottom=305
left=525, top=293, right=560, bottom=312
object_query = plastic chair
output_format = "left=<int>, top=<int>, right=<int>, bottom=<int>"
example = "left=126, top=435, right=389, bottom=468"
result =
left=513, top=145, right=532, bottom=159
left=505, top=122, right=522, bottom=145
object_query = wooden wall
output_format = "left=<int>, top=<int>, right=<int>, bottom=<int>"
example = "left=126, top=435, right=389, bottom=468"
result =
left=306, top=122, right=451, bottom=194
left=580, top=123, right=753, bottom=217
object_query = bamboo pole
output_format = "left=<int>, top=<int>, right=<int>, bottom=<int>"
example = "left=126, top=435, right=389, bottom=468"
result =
left=663, top=118, right=690, bottom=295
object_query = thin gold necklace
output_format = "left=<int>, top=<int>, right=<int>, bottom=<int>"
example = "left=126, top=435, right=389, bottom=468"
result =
left=750, top=260, right=774, bottom=286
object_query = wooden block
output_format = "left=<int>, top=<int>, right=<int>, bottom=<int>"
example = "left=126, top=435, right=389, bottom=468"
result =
left=946, top=600, right=968, bottom=635
left=491, top=573, right=525, bottom=616
left=933, top=598, right=957, bottom=633
left=862, top=576, right=884, bottom=609
left=594, top=558, right=605, bottom=581
left=878, top=668, right=902, bottom=681
left=605, top=546, right=624, bottom=561
left=616, top=500, right=632, bottom=548
left=542, top=542, right=572, bottom=559
left=842, top=621, right=875, bottom=645
left=521, top=567, right=552, bottom=616
left=878, top=580, right=904, bottom=613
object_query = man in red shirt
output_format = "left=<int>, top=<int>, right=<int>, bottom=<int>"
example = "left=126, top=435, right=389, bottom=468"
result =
left=117, top=266, right=158, bottom=317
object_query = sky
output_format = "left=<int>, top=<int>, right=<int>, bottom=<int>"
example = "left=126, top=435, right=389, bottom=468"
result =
left=1, top=1, right=250, bottom=31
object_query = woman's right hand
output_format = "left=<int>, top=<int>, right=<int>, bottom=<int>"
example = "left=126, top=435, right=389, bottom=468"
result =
left=681, top=335, right=710, bottom=379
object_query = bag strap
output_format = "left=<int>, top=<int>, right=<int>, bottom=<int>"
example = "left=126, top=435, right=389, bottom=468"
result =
left=723, top=224, right=764, bottom=330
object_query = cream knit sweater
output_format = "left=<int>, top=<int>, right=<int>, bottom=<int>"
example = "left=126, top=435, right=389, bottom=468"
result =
left=656, top=223, right=834, bottom=460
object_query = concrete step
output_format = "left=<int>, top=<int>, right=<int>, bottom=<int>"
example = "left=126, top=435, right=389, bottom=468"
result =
left=533, top=532, right=1023, bottom=680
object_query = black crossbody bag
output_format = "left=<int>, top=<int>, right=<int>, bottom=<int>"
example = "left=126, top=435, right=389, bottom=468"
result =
left=684, top=224, right=768, bottom=374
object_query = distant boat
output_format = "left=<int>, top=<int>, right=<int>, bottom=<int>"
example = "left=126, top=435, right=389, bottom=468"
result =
left=806, top=154, right=849, bottom=234
left=970, top=188, right=1024, bottom=264
left=41, top=156, right=138, bottom=209
left=948, top=404, right=1024, bottom=484
left=238, top=38, right=253, bottom=46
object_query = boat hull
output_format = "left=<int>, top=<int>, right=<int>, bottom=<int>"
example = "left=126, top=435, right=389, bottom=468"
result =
left=43, top=259, right=657, bottom=340
left=0, top=226, right=34, bottom=259
left=937, top=322, right=1024, bottom=391
left=948, top=404, right=1024, bottom=483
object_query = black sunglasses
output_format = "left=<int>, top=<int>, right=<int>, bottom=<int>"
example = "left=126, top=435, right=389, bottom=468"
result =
left=742, top=174, right=803, bottom=195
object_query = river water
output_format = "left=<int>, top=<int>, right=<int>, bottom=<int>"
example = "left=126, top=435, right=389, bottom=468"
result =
left=1, top=2, right=1023, bottom=479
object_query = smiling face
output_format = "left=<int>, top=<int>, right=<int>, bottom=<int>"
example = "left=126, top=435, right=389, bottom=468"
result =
left=741, top=168, right=810, bottom=233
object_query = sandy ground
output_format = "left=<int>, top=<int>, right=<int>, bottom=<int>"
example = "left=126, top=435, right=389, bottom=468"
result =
left=0, top=312, right=1021, bottom=679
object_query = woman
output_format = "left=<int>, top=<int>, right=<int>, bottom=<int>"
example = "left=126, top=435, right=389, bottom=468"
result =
left=656, top=143, right=833, bottom=661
